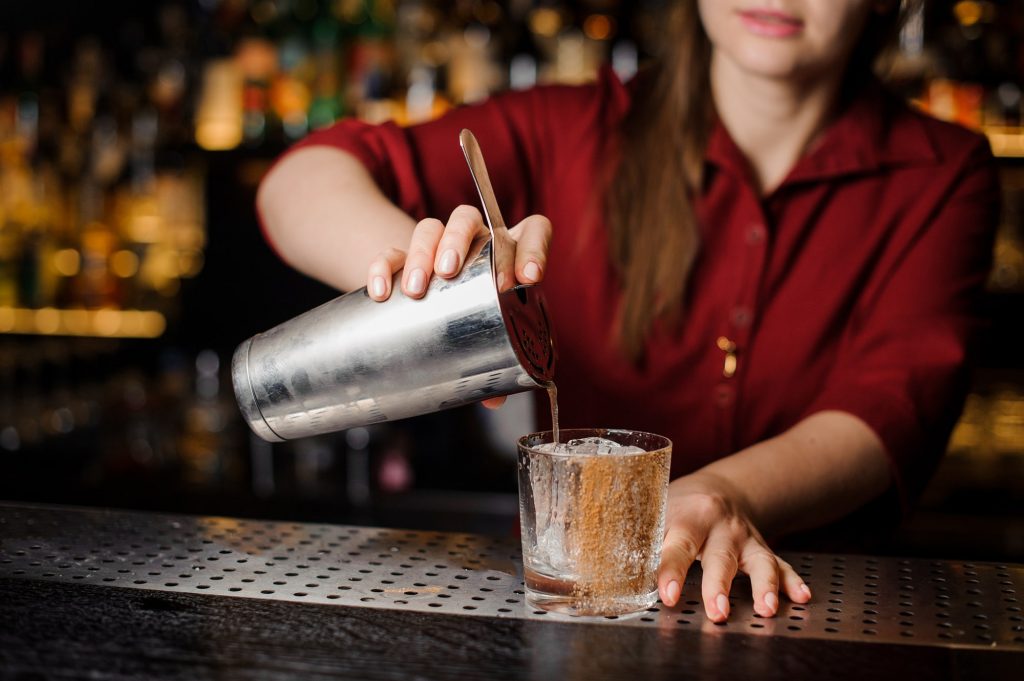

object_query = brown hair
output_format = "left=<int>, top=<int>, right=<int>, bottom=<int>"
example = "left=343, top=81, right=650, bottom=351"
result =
left=605, top=0, right=914, bottom=362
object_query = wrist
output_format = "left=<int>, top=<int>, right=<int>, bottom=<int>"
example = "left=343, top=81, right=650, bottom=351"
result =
left=671, top=467, right=758, bottom=523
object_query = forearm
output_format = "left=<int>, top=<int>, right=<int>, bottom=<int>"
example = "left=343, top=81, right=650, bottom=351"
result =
left=691, top=410, right=892, bottom=538
left=257, top=146, right=417, bottom=292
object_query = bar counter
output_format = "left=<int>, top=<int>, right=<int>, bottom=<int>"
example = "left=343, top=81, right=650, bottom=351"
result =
left=1, top=502, right=1021, bottom=680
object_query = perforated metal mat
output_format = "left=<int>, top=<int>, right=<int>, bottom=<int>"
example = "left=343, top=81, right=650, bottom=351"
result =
left=1, top=503, right=1022, bottom=650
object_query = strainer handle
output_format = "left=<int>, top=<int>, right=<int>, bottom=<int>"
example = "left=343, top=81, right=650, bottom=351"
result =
left=459, top=128, right=517, bottom=291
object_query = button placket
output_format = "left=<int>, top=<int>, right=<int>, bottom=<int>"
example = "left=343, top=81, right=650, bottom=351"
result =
left=714, top=216, right=770, bottom=455
left=730, top=306, right=753, bottom=328
left=716, top=222, right=768, bottom=384
left=746, top=222, right=767, bottom=246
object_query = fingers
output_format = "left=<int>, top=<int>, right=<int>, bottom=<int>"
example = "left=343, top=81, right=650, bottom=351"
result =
left=739, top=540, right=781, bottom=618
left=434, top=205, right=488, bottom=279
left=508, top=214, right=552, bottom=285
left=702, top=540, right=810, bottom=621
left=481, top=396, right=506, bottom=409
left=657, top=526, right=701, bottom=608
left=367, top=247, right=408, bottom=301
left=699, top=525, right=740, bottom=623
left=779, top=557, right=813, bottom=604
left=401, top=218, right=445, bottom=298
left=389, top=207, right=551, bottom=301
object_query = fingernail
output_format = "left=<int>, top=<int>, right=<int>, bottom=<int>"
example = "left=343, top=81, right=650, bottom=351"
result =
left=665, top=580, right=680, bottom=606
left=408, top=269, right=426, bottom=295
left=800, top=583, right=812, bottom=598
left=523, top=261, right=541, bottom=282
left=496, top=271, right=507, bottom=291
left=371, top=276, right=387, bottom=299
left=438, top=250, right=458, bottom=275
left=716, top=594, right=730, bottom=618
left=764, top=591, right=778, bottom=614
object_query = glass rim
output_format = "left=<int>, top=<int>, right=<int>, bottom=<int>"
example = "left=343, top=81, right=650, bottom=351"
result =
left=517, top=428, right=672, bottom=457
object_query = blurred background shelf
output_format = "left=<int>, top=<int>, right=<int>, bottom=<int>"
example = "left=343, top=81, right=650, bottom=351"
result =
left=0, top=307, right=166, bottom=337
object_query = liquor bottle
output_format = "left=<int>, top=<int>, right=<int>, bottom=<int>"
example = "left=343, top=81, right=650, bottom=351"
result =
left=393, top=0, right=450, bottom=123
left=74, top=180, right=118, bottom=310
left=236, top=36, right=277, bottom=146
left=30, top=163, right=62, bottom=308
left=16, top=214, right=45, bottom=308
left=151, top=2, right=193, bottom=149
left=506, top=18, right=540, bottom=91
left=15, top=33, right=43, bottom=164
left=269, top=6, right=313, bottom=141
left=308, top=6, right=344, bottom=129
left=179, top=349, right=230, bottom=487
left=0, top=221, right=17, bottom=308
left=345, top=0, right=398, bottom=121
left=194, top=58, right=244, bottom=151
left=0, top=345, right=20, bottom=452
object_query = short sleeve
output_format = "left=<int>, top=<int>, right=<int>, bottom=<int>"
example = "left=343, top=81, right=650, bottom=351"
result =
left=284, top=101, right=538, bottom=225
left=802, top=137, right=1000, bottom=511
left=262, top=66, right=630, bottom=247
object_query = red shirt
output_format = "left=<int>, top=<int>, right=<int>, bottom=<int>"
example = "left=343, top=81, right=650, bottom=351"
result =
left=279, top=68, right=999, bottom=509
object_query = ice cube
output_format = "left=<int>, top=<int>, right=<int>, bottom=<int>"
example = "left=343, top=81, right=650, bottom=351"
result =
left=567, top=436, right=624, bottom=453
left=534, top=436, right=644, bottom=455
left=535, top=522, right=572, bottom=572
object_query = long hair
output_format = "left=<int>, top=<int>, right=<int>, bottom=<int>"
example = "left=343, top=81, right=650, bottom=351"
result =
left=605, top=0, right=916, bottom=362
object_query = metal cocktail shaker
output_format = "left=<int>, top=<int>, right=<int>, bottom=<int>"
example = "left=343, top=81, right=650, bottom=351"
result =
left=231, top=130, right=556, bottom=442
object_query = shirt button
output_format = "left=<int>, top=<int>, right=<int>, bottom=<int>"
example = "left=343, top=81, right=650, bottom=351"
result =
left=714, top=384, right=734, bottom=407
left=746, top=223, right=766, bottom=246
left=730, top=306, right=752, bottom=328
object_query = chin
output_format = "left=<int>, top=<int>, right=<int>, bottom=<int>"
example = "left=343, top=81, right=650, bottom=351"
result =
left=729, top=43, right=816, bottom=81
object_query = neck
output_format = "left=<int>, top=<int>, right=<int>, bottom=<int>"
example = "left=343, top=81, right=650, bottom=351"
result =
left=711, top=55, right=844, bottom=195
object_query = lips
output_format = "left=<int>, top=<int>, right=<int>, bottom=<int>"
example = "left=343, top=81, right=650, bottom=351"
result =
left=737, top=8, right=804, bottom=38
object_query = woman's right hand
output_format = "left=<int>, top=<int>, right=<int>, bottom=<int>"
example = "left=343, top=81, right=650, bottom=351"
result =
left=366, top=204, right=553, bottom=302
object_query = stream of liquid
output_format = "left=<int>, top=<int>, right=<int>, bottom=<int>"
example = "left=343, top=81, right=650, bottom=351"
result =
left=546, top=382, right=559, bottom=444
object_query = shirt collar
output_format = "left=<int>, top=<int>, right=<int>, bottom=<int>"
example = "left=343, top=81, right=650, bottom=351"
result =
left=704, top=78, right=941, bottom=190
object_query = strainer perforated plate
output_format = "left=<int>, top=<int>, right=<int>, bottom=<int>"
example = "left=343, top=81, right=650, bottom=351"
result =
left=1, top=503, right=1022, bottom=650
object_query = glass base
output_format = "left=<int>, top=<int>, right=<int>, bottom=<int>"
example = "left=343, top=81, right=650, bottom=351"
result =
left=525, top=584, right=659, bottom=617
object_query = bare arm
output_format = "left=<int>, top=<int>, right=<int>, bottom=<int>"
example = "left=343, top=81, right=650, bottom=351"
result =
left=257, top=146, right=417, bottom=293
left=699, top=410, right=890, bottom=536
left=258, top=145, right=551, bottom=302
left=657, top=410, right=891, bottom=621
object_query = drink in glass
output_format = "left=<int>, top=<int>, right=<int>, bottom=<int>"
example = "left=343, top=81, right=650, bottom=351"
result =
left=517, top=428, right=672, bottom=616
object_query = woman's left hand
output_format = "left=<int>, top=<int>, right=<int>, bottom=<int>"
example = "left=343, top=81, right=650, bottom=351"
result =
left=657, top=471, right=812, bottom=621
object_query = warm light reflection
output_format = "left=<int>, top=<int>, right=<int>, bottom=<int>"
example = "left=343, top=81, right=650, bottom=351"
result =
left=94, top=309, right=121, bottom=336
left=0, top=307, right=15, bottom=332
left=529, top=8, right=562, bottom=38
left=177, top=250, right=205, bottom=278
left=63, top=309, right=89, bottom=335
left=34, top=307, right=60, bottom=334
left=111, top=250, right=140, bottom=278
left=953, top=0, right=983, bottom=27
left=985, top=126, right=1024, bottom=158
left=196, top=60, right=244, bottom=151
left=196, top=118, right=244, bottom=152
left=53, top=249, right=81, bottom=277
left=0, top=308, right=166, bottom=338
left=583, top=14, right=613, bottom=41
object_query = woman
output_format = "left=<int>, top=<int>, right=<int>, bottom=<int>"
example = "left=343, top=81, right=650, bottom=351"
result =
left=257, top=0, right=999, bottom=622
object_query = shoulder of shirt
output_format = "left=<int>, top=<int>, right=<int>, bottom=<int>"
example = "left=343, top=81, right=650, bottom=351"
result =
left=876, top=85, right=994, bottom=169
left=485, top=64, right=633, bottom=130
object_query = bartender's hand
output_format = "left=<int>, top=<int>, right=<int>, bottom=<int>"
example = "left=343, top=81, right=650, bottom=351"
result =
left=365, top=204, right=552, bottom=303
left=366, top=204, right=550, bottom=410
left=657, top=471, right=812, bottom=621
